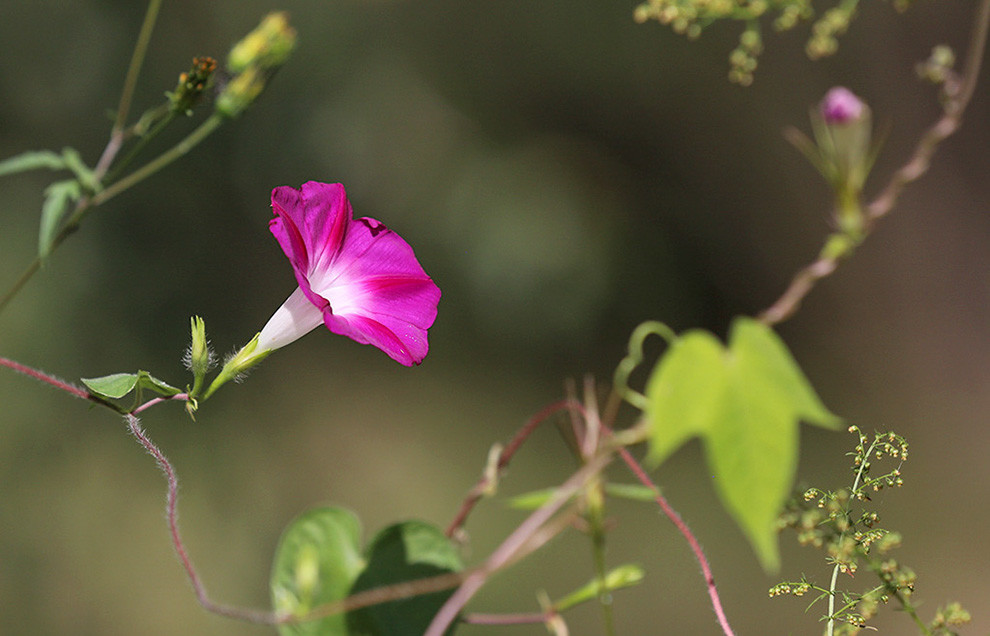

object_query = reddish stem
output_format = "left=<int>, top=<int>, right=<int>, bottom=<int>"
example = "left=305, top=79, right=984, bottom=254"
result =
left=0, top=355, right=115, bottom=408
left=444, top=398, right=584, bottom=538
left=617, top=446, right=735, bottom=636
left=124, top=413, right=277, bottom=624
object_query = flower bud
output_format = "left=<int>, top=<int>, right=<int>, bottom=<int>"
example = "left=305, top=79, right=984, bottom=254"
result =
left=215, top=66, right=265, bottom=118
left=795, top=87, right=877, bottom=238
left=820, top=86, right=864, bottom=124
left=227, top=12, right=297, bottom=73
left=185, top=315, right=215, bottom=399
left=168, top=57, right=217, bottom=115
left=215, top=13, right=296, bottom=119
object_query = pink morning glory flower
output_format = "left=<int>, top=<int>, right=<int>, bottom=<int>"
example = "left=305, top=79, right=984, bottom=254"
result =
left=256, top=181, right=440, bottom=366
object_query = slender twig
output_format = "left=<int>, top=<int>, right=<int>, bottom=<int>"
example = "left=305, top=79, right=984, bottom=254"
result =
left=577, top=378, right=616, bottom=636
left=101, top=108, right=177, bottom=186
left=133, top=393, right=188, bottom=415
left=444, top=398, right=584, bottom=538
left=124, top=412, right=279, bottom=624
left=0, top=111, right=227, bottom=314
left=112, top=0, right=164, bottom=133
left=617, top=444, right=736, bottom=636
left=759, top=0, right=990, bottom=326
left=427, top=455, right=612, bottom=636
left=0, top=355, right=124, bottom=412
left=462, top=612, right=552, bottom=625
left=93, top=0, right=163, bottom=176
left=90, top=113, right=224, bottom=208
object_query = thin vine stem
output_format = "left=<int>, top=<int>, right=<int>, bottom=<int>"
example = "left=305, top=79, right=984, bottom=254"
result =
left=0, top=355, right=124, bottom=412
left=426, top=455, right=613, bottom=636
left=93, top=0, right=163, bottom=177
left=444, top=398, right=584, bottom=538
left=0, top=112, right=226, bottom=314
left=90, top=113, right=225, bottom=208
left=617, top=444, right=735, bottom=636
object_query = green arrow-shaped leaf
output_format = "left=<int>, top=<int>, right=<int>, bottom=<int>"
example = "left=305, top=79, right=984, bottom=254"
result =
left=134, top=370, right=182, bottom=397
left=39, top=179, right=81, bottom=262
left=81, top=371, right=181, bottom=401
left=644, top=316, right=841, bottom=572
left=553, top=564, right=645, bottom=612
left=272, top=507, right=366, bottom=636
left=0, top=149, right=66, bottom=176
left=81, top=373, right=140, bottom=399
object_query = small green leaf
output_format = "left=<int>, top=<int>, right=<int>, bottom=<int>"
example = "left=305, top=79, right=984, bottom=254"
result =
left=0, top=149, right=66, bottom=177
left=553, top=564, right=645, bottom=612
left=59, top=148, right=100, bottom=192
left=80, top=371, right=181, bottom=401
left=644, top=316, right=841, bottom=572
left=603, top=483, right=660, bottom=502
left=39, top=180, right=81, bottom=262
left=271, top=507, right=366, bottom=636
left=347, top=521, right=463, bottom=636
left=134, top=370, right=182, bottom=397
left=81, top=373, right=140, bottom=399
left=507, top=488, right=558, bottom=510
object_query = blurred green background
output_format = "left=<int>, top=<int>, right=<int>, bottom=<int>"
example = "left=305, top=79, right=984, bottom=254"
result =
left=2, top=1, right=989, bottom=634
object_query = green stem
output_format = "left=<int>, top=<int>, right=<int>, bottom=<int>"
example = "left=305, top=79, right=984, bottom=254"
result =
left=587, top=483, right=616, bottom=636
left=0, top=0, right=163, bottom=315
left=91, top=113, right=224, bottom=208
left=0, top=259, right=42, bottom=314
left=93, top=0, right=164, bottom=177
left=112, top=0, right=163, bottom=135
left=0, top=113, right=224, bottom=314
left=101, top=106, right=176, bottom=186
left=825, top=435, right=879, bottom=636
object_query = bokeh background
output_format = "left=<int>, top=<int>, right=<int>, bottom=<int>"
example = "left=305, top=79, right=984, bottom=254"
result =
left=2, top=1, right=988, bottom=634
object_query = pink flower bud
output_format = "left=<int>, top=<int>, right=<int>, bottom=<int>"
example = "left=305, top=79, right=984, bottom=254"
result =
left=820, top=87, right=865, bottom=125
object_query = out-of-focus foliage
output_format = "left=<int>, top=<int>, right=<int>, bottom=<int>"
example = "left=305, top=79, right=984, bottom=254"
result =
left=634, top=0, right=916, bottom=84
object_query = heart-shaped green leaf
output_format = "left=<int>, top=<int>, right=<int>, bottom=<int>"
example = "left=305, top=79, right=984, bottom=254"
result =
left=347, top=521, right=463, bottom=636
left=644, top=316, right=841, bottom=571
left=272, top=507, right=366, bottom=636
left=81, top=373, right=141, bottom=399
left=271, top=510, right=463, bottom=636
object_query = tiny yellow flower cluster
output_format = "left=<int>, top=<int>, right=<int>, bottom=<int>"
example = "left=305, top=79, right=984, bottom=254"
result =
left=633, top=0, right=912, bottom=84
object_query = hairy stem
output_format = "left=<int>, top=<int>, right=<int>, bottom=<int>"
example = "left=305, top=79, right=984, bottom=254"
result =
left=0, top=355, right=123, bottom=412
left=617, top=445, right=735, bottom=636
left=124, top=412, right=278, bottom=624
